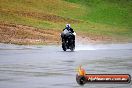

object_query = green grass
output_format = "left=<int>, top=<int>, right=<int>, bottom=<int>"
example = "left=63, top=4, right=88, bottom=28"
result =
left=65, top=0, right=132, bottom=28
left=86, top=1, right=132, bottom=28
left=0, top=0, right=132, bottom=41
left=0, top=12, right=54, bottom=29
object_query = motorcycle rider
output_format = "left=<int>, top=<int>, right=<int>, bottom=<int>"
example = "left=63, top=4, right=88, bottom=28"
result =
left=63, top=24, right=74, bottom=33
left=61, top=24, right=76, bottom=42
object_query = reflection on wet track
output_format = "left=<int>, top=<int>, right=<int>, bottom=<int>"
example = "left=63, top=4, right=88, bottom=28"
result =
left=0, top=43, right=132, bottom=88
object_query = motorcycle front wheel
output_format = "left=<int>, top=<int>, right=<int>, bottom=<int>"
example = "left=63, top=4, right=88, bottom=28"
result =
left=62, top=42, right=67, bottom=51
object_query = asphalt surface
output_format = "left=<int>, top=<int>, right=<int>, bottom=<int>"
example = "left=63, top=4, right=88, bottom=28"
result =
left=0, top=43, right=132, bottom=88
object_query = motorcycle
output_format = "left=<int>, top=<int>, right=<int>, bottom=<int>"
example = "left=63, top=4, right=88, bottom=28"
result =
left=61, top=31, right=75, bottom=51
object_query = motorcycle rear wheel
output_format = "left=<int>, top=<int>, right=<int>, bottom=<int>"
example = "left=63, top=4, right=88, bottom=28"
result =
left=70, top=44, right=75, bottom=51
left=69, top=40, right=75, bottom=51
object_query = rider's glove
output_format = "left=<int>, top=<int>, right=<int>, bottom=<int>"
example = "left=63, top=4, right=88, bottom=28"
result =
left=73, top=32, right=76, bottom=35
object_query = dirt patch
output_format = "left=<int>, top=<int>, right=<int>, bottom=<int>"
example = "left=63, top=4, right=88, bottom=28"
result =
left=0, top=9, right=81, bottom=23
left=0, top=22, right=61, bottom=45
left=0, top=22, right=129, bottom=45
left=76, top=32, right=112, bottom=44
left=76, top=32, right=132, bottom=44
left=0, top=21, right=130, bottom=45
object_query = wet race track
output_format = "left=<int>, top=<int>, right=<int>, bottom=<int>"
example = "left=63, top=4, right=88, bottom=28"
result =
left=0, top=43, right=132, bottom=88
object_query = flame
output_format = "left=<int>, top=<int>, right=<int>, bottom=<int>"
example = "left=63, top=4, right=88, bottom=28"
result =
left=78, top=65, right=86, bottom=76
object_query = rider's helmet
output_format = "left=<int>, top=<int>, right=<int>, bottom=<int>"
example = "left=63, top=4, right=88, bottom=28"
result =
left=66, top=24, right=70, bottom=28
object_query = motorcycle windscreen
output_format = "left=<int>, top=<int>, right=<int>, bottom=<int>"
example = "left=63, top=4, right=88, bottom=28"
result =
left=63, top=29, right=70, bottom=34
